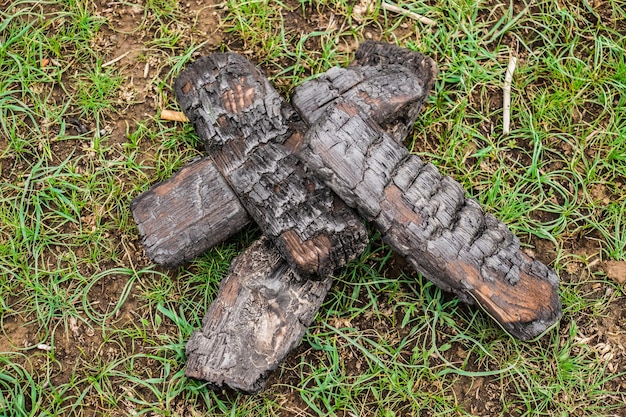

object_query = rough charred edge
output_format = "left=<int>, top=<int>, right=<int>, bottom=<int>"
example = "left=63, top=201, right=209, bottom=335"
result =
left=185, top=237, right=333, bottom=394
left=130, top=158, right=250, bottom=267
left=352, top=40, right=439, bottom=93
left=291, top=62, right=435, bottom=142
left=303, top=100, right=562, bottom=340
left=175, top=53, right=368, bottom=279
left=351, top=41, right=438, bottom=138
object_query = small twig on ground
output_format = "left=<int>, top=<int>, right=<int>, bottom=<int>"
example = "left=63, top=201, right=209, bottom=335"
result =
left=503, top=56, right=517, bottom=136
left=102, top=51, right=130, bottom=68
left=381, top=2, right=437, bottom=26
left=160, top=109, right=189, bottom=122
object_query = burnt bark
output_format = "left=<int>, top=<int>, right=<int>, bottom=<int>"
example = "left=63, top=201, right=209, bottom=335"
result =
left=183, top=44, right=437, bottom=393
left=174, top=53, right=368, bottom=278
left=300, top=100, right=561, bottom=340
left=185, top=237, right=331, bottom=394
left=130, top=157, right=249, bottom=267
left=352, top=40, right=439, bottom=88
left=132, top=41, right=435, bottom=268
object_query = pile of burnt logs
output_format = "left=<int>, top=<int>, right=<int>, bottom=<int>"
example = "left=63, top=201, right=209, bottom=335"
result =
left=131, top=41, right=562, bottom=394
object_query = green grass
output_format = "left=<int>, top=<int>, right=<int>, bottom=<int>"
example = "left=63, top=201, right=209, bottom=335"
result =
left=1, top=0, right=625, bottom=415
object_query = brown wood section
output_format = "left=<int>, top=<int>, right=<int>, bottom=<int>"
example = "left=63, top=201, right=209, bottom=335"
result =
left=174, top=53, right=368, bottom=279
left=130, top=157, right=250, bottom=267
left=185, top=237, right=332, bottom=394
left=300, top=100, right=561, bottom=340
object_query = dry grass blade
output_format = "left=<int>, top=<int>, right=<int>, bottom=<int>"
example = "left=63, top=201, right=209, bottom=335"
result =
left=381, top=2, right=436, bottom=26
left=502, top=56, right=517, bottom=135
left=102, top=51, right=130, bottom=67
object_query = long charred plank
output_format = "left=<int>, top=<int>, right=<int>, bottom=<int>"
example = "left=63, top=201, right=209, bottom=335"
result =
left=185, top=237, right=331, bottom=394
left=300, top=100, right=561, bottom=340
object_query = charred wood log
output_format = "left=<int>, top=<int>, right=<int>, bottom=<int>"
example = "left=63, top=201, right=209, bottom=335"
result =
left=185, top=237, right=332, bottom=394
left=299, top=99, right=561, bottom=340
left=183, top=45, right=437, bottom=393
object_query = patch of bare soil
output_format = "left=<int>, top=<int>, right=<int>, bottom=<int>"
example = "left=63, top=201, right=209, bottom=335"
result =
left=0, top=315, right=31, bottom=352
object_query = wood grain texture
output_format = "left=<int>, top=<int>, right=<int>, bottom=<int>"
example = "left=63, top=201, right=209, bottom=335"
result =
left=174, top=53, right=367, bottom=279
left=130, top=158, right=249, bottom=267
left=185, top=237, right=331, bottom=394
left=300, top=100, right=561, bottom=340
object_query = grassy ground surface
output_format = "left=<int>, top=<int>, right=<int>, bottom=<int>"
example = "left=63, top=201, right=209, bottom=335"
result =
left=1, top=0, right=625, bottom=415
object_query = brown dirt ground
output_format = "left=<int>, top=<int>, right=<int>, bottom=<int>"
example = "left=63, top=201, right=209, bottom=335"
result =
left=3, top=0, right=626, bottom=415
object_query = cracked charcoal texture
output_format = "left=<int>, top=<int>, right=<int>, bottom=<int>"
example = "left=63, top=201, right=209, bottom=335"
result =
left=130, top=157, right=250, bottom=267
left=132, top=41, right=436, bottom=268
left=293, top=40, right=438, bottom=142
left=185, top=237, right=332, bottom=394
left=301, top=100, right=561, bottom=340
left=174, top=53, right=367, bottom=279
left=181, top=44, right=438, bottom=393
left=352, top=40, right=438, bottom=90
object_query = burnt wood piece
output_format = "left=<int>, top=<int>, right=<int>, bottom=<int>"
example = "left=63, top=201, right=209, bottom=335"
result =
left=294, top=40, right=438, bottom=142
left=300, top=100, right=562, bottom=340
left=130, top=157, right=250, bottom=267
left=183, top=45, right=438, bottom=393
left=174, top=53, right=368, bottom=279
left=352, top=40, right=438, bottom=91
left=185, top=237, right=332, bottom=394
